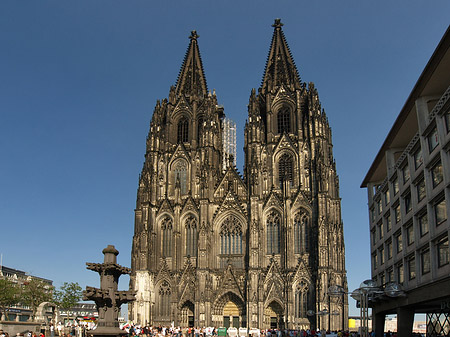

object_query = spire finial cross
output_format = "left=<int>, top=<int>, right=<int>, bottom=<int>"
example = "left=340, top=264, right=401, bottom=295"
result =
left=189, top=30, right=199, bottom=40
left=272, top=18, right=284, bottom=28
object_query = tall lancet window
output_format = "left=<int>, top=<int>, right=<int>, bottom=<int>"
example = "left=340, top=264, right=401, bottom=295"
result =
left=158, top=281, right=171, bottom=317
left=220, top=215, right=243, bottom=255
left=174, top=160, right=188, bottom=195
left=177, top=117, right=189, bottom=143
left=279, top=153, right=293, bottom=187
left=277, top=107, right=291, bottom=134
left=185, top=215, right=197, bottom=257
left=266, top=212, right=281, bottom=254
left=197, top=117, right=204, bottom=144
left=161, top=217, right=173, bottom=257
left=294, top=211, right=309, bottom=253
left=295, top=281, right=309, bottom=318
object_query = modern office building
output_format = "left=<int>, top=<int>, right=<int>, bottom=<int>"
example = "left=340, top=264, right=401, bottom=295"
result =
left=361, top=26, right=450, bottom=337
left=129, top=19, right=348, bottom=330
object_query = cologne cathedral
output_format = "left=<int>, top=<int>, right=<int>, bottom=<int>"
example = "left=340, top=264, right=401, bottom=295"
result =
left=129, top=20, right=348, bottom=331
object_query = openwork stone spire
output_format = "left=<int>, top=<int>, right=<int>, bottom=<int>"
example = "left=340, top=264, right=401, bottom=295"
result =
left=261, top=19, right=301, bottom=94
left=175, top=30, right=208, bottom=100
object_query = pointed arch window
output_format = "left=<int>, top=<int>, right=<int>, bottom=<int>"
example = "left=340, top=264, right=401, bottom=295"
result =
left=277, top=107, right=291, bottom=134
left=279, top=153, right=293, bottom=187
left=174, top=160, right=188, bottom=195
left=294, top=211, right=309, bottom=254
left=295, top=281, right=309, bottom=318
left=177, top=117, right=189, bottom=143
left=220, top=215, right=243, bottom=255
left=185, top=216, right=197, bottom=257
left=161, top=217, right=173, bottom=257
left=266, top=212, right=281, bottom=254
left=158, top=281, right=171, bottom=317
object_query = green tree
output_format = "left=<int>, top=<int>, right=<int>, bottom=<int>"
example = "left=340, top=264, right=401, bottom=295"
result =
left=21, top=279, right=54, bottom=321
left=0, top=279, right=20, bottom=320
left=53, top=282, right=83, bottom=324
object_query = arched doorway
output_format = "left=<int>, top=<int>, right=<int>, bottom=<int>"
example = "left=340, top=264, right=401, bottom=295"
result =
left=180, top=301, right=195, bottom=327
left=212, top=292, right=245, bottom=328
left=264, top=301, right=284, bottom=329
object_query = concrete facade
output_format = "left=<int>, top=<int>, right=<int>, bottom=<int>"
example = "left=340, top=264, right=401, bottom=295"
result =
left=362, top=26, right=450, bottom=337
left=129, top=20, right=348, bottom=330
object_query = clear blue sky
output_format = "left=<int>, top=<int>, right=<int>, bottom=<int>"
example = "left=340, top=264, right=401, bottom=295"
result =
left=1, top=1, right=449, bottom=317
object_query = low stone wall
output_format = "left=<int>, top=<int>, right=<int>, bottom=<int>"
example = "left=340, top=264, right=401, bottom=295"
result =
left=0, top=321, right=42, bottom=336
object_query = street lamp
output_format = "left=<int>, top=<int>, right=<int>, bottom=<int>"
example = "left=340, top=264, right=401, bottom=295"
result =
left=344, top=281, right=405, bottom=337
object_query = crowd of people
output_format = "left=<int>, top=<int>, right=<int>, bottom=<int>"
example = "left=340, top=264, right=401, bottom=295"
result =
left=120, top=325, right=369, bottom=337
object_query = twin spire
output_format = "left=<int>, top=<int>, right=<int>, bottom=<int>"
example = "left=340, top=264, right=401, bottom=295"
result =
left=175, top=30, right=208, bottom=100
left=261, top=19, right=301, bottom=94
left=175, top=19, right=301, bottom=99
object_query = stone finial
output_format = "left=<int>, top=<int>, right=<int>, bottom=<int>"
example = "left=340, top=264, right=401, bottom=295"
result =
left=272, top=18, right=284, bottom=28
left=102, top=245, right=119, bottom=264
left=189, top=30, right=199, bottom=40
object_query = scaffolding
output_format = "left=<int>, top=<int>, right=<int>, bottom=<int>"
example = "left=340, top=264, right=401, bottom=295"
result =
left=222, top=117, right=237, bottom=172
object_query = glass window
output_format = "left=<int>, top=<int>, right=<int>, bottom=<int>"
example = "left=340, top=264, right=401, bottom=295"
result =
left=397, top=264, right=404, bottom=284
left=372, top=253, right=378, bottom=269
left=220, top=215, right=243, bottom=255
left=385, top=190, right=390, bottom=205
left=387, top=240, right=393, bottom=259
left=414, top=148, right=423, bottom=169
left=437, top=237, right=449, bottom=267
left=394, top=204, right=401, bottom=223
left=279, top=153, right=293, bottom=187
left=174, top=160, right=188, bottom=195
left=277, top=107, right=291, bottom=134
left=408, top=256, right=416, bottom=280
left=428, top=127, right=439, bottom=152
left=419, top=213, right=429, bottom=237
left=377, top=199, right=382, bottom=215
left=396, top=232, right=403, bottom=253
left=421, top=249, right=430, bottom=274
left=380, top=273, right=385, bottom=286
left=402, top=164, right=410, bottom=184
left=393, top=178, right=399, bottom=195
left=435, top=199, right=447, bottom=226
left=417, top=179, right=426, bottom=202
left=406, top=225, right=414, bottom=245
left=371, top=229, right=376, bottom=246
left=386, top=214, right=392, bottom=232
left=378, top=221, right=384, bottom=240
left=379, top=246, right=385, bottom=265
left=177, top=117, right=189, bottom=143
left=266, top=212, right=281, bottom=254
left=294, top=211, right=309, bottom=254
left=445, top=111, right=450, bottom=133
left=404, top=194, right=412, bottom=214
left=431, top=161, right=443, bottom=187
left=161, top=217, right=173, bottom=257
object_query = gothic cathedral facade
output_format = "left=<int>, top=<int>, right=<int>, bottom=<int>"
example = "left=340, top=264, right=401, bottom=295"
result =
left=130, top=20, right=348, bottom=331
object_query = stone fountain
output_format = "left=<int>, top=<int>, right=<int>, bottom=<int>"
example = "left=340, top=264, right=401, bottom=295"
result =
left=83, top=245, right=135, bottom=337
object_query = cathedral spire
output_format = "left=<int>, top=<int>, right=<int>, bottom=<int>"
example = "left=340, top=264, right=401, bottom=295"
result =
left=261, top=19, right=301, bottom=94
left=175, top=30, right=208, bottom=100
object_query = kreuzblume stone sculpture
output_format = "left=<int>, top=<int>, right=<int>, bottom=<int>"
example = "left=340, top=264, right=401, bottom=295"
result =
left=83, top=245, right=135, bottom=337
